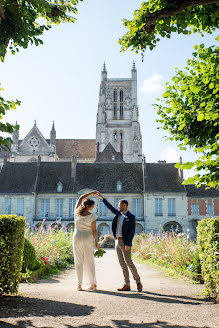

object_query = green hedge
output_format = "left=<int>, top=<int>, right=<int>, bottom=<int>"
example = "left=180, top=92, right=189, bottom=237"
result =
left=197, top=217, right=219, bottom=299
left=22, top=238, right=40, bottom=272
left=0, top=215, right=26, bottom=295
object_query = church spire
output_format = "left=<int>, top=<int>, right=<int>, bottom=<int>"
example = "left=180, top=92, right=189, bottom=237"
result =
left=50, top=121, right=56, bottom=146
left=101, top=62, right=107, bottom=81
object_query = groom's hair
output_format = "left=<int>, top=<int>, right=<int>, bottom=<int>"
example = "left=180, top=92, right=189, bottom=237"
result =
left=120, top=199, right=128, bottom=207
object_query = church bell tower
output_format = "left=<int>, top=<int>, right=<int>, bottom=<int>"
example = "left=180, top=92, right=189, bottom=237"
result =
left=96, top=62, right=142, bottom=163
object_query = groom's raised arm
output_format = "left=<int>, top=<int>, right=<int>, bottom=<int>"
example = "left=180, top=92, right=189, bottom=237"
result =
left=96, top=192, right=120, bottom=216
left=102, top=198, right=120, bottom=216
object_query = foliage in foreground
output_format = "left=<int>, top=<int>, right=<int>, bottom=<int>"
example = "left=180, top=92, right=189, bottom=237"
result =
left=0, top=215, right=25, bottom=295
left=0, top=86, right=20, bottom=152
left=119, top=0, right=218, bottom=53
left=155, top=43, right=219, bottom=189
left=0, top=0, right=84, bottom=61
left=132, top=232, right=200, bottom=280
left=197, top=217, right=219, bottom=299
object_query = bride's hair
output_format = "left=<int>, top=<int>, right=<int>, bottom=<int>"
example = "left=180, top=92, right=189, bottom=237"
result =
left=76, top=198, right=95, bottom=216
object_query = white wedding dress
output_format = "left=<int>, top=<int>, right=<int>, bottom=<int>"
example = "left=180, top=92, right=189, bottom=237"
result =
left=73, top=212, right=98, bottom=286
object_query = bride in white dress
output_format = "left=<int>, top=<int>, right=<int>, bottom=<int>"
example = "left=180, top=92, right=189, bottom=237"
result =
left=73, top=191, right=100, bottom=291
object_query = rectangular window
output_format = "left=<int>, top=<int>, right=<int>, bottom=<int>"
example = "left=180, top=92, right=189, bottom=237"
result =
left=207, top=203, right=213, bottom=215
left=192, top=203, right=198, bottom=215
left=17, top=198, right=24, bottom=216
left=40, top=199, right=50, bottom=217
left=168, top=198, right=176, bottom=216
left=56, top=199, right=63, bottom=217
left=99, top=199, right=107, bottom=216
left=115, top=198, right=120, bottom=210
left=133, top=198, right=141, bottom=218
left=69, top=198, right=77, bottom=218
left=155, top=198, right=163, bottom=216
left=5, top=198, right=11, bottom=214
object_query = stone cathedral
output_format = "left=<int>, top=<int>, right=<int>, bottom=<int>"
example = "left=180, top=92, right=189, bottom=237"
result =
left=0, top=63, right=218, bottom=239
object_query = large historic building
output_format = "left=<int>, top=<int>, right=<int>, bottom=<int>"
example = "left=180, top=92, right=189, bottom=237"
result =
left=0, top=63, right=218, bottom=238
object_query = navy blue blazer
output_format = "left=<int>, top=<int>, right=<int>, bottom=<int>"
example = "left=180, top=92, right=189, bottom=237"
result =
left=102, top=198, right=136, bottom=247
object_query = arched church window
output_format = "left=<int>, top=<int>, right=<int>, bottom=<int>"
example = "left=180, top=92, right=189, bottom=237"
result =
left=113, top=132, right=117, bottom=141
left=120, top=89, right=124, bottom=118
left=113, top=89, right=117, bottom=119
left=112, top=155, right=115, bottom=161
left=120, top=132, right=123, bottom=140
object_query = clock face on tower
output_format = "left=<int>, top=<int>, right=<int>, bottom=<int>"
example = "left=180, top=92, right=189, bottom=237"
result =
left=29, top=136, right=40, bottom=149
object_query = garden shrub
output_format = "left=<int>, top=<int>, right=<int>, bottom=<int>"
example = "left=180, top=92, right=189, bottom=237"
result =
left=197, top=217, right=219, bottom=299
left=0, top=215, right=26, bottom=295
left=99, top=234, right=115, bottom=248
left=22, top=238, right=40, bottom=272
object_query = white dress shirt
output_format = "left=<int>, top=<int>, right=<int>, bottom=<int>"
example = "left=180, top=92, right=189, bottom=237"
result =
left=116, top=210, right=128, bottom=237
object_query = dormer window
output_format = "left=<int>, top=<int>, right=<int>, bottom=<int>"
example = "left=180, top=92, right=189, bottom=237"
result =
left=117, top=180, right=122, bottom=192
left=57, top=181, right=63, bottom=193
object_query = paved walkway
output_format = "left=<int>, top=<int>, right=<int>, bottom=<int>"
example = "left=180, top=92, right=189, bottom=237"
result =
left=0, top=249, right=218, bottom=328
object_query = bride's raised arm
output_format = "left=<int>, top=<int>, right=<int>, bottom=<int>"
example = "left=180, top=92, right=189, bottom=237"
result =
left=75, top=190, right=98, bottom=209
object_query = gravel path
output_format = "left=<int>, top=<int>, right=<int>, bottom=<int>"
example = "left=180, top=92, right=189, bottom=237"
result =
left=0, top=249, right=218, bottom=328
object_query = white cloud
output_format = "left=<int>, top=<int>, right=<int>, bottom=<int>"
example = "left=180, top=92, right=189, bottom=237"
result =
left=161, top=146, right=180, bottom=163
left=141, top=73, right=164, bottom=95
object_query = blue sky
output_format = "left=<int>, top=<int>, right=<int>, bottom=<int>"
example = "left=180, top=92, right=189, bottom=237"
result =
left=0, top=0, right=217, bottom=178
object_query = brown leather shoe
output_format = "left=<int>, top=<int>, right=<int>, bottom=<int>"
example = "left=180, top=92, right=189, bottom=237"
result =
left=137, top=282, right=143, bottom=292
left=117, top=284, right=131, bottom=291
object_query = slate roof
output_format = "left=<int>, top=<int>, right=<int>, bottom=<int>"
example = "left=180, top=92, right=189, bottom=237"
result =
left=144, top=163, right=185, bottom=192
left=36, top=162, right=74, bottom=193
left=185, top=184, right=219, bottom=197
left=1, top=161, right=218, bottom=197
left=74, top=162, right=143, bottom=193
left=0, top=162, right=38, bottom=193
left=96, top=143, right=124, bottom=163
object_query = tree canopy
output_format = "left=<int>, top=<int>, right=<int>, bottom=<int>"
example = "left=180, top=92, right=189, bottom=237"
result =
left=0, top=0, right=83, bottom=61
left=120, top=0, right=219, bottom=189
left=119, top=0, right=219, bottom=53
left=155, top=42, right=219, bottom=189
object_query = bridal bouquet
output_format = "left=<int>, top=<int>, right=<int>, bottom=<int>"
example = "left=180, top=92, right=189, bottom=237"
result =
left=94, top=248, right=106, bottom=258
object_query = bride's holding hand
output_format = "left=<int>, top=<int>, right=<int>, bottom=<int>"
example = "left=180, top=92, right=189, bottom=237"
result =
left=73, top=190, right=100, bottom=291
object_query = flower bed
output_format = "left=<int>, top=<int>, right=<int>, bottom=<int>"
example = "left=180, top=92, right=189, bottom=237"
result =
left=132, top=232, right=202, bottom=281
left=21, top=223, right=74, bottom=281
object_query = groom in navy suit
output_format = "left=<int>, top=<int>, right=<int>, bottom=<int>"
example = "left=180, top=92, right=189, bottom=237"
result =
left=96, top=192, right=143, bottom=292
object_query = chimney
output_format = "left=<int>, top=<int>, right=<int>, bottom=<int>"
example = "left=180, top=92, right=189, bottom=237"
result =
left=37, top=155, right=41, bottom=166
left=4, top=154, right=7, bottom=165
left=178, top=156, right=183, bottom=180
left=120, top=140, right=123, bottom=159
left=71, top=155, right=77, bottom=178
left=158, top=160, right=166, bottom=164
left=96, top=142, right=100, bottom=158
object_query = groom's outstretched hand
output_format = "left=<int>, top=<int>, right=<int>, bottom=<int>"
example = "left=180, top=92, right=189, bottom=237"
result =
left=125, top=246, right=131, bottom=251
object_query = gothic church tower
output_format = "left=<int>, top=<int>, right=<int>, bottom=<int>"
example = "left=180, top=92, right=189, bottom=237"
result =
left=96, top=62, right=142, bottom=163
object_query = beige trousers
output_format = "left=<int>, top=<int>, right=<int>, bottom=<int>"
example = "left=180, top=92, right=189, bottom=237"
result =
left=116, top=239, right=140, bottom=285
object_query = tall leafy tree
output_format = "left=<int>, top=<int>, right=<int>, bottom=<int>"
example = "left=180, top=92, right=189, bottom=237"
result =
left=119, top=0, right=219, bottom=189
left=0, top=0, right=83, bottom=151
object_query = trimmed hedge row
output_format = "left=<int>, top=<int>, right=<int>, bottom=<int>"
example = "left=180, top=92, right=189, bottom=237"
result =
left=197, top=217, right=219, bottom=299
left=0, top=215, right=26, bottom=295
